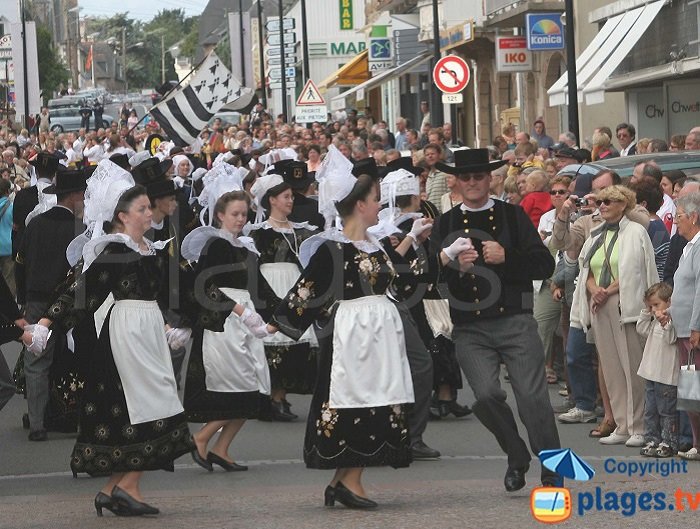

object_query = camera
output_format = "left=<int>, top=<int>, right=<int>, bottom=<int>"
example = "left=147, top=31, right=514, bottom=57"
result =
left=575, top=198, right=588, bottom=207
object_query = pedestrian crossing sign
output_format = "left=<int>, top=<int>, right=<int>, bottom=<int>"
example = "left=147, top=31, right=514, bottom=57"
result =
left=296, top=79, right=325, bottom=105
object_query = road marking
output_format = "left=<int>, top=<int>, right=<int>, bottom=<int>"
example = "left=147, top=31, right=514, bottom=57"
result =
left=0, top=454, right=682, bottom=482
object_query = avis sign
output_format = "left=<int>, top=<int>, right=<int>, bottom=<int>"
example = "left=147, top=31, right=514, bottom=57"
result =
left=496, top=37, right=532, bottom=72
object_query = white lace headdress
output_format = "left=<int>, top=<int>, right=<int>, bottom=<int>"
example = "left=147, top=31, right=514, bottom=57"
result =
left=249, top=173, right=284, bottom=224
left=197, top=164, right=247, bottom=226
left=315, top=144, right=355, bottom=230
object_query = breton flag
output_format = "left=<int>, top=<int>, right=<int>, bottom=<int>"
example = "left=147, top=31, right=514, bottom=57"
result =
left=149, top=51, right=253, bottom=147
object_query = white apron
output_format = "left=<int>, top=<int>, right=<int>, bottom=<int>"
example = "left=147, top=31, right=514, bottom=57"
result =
left=329, top=295, right=414, bottom=409
left=201, top=288, right=271, bottom=395
left=423, top=299, right=454, bottom=339
left=260, top=262, right=318, bottom=347
left=94, top=293, right=115, bottom=335
left=108, top=300, right=184, bottom=425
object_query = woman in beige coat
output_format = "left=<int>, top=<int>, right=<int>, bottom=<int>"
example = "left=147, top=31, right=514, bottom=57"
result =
left=572, top=185, right=658, bottom=447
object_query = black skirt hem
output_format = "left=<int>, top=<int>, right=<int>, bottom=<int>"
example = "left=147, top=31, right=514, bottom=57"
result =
left=303, top=442, right=412, bottom=470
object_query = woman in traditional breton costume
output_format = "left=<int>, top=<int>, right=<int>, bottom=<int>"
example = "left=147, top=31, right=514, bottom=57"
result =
left=28, top=175, right=193, bottom=517
left=245, top=173, right=318, bottom=421
left=263, top=146, right=416, bottom=509
left=181, top=170, right=273, bottom=473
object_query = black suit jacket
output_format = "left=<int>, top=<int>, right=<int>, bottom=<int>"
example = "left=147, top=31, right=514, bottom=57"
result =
left=16, top=206, right=84, bottom=305
left=290, top=192, right=325, bottom=229
left=11, top=185, right=39, bottom=256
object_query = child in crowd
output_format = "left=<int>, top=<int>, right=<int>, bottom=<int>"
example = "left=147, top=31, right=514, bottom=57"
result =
left=518, top=169, right=552, bottom=226
left=636, top=282, right=679, bottom=458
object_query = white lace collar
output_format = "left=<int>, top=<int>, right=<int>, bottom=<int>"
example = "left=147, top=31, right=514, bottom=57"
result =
left=181, top=225, right=260, bottom=262
left=298, top=228, right=385, bottom=268
left=460, top=198, right=495, bottom=212
left=151, top=219, right=165, bottom=230
left=82, top=233, right=170, bottom=271
left=243, top=220, right=318, bottom=235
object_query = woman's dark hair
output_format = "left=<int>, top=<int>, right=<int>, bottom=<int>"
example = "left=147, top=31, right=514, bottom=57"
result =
left=664, top=169, right=686, bottom=185
left=261, top=181, right=292, bottom=211
left=335, top=174, right=375, bottom=218
left=0, top=179, right=11, bottom=196
left=212, top=190, right=250, bottom=228
left=307, top=144, right=321, bottom=155
left=104, top=184, right=148, bottom=233
left=395, top=195, right=413, bottom=210
left=632, top=177, right=664, bottom=214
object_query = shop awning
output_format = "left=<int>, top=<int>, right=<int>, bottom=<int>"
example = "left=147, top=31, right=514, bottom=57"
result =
left=331, top=52, right=432, bottom=103
left=317, top=50, right=369, bottom=91
left=547, top=0, right=664, bottom=107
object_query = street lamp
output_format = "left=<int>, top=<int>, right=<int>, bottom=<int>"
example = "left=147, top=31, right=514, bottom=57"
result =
left=68, top=6, right=83, bottom=89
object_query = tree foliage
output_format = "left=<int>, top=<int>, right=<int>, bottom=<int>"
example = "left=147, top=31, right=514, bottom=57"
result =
left=84, top=9, right=200, bottom=90
left=35, top=25, right=69, bottom=97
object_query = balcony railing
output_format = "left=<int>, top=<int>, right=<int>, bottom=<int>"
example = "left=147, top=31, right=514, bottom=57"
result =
left=484, top=0, right=563, bottom=17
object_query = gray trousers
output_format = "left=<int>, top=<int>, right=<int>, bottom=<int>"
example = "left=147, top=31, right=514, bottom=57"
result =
left=453, top=314, right=561, bottom=470
left=23, top=301, right=57, bottom=432
left=0, top=349, right=15, bottom=411
left=397, top=303, right=433, bottom=447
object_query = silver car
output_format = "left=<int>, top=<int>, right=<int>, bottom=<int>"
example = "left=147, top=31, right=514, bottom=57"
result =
left=48, top=107, right=115, bottom=132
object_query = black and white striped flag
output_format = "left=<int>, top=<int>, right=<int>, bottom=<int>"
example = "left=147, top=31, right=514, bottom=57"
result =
left=149, top=52, right=252, bottom=147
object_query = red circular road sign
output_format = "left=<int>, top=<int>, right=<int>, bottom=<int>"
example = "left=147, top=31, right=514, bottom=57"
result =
left=433, top=55, right=470, bottom=94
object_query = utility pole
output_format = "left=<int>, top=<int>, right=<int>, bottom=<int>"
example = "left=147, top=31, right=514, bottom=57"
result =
left=256, top=0, right=266, bottom=108
left=122, top=27, right=127, bottom=92
left=300, top=0, right=309, bottom=82
left=278, top=0, right=287, bottom=122
left=161, top=34, right=165, bottom=84
left=238, top=0, right=246, bottom=83
left=430, top=0, right=444, bottom=127
left=20, top=0, right=29, bottom=125
left=564, top=0, right=580, bottom=144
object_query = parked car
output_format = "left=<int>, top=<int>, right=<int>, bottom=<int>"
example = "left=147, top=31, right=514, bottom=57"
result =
left=48, top=96, right=86, bottom=110
left=208, top=111, right=241, bottom=127
left=48, top=108, right=115, bottom=132
left=558, top=151, right=700, bottom=180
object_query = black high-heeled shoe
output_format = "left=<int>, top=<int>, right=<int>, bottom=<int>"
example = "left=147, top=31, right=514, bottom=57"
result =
left=334, top=482, right=378, bottom=509
left=111, top=486, right=159, bottom=516
left=191, top=449, right=213, bottom=471
left=207, top=452, right=248, bottom=471
left=324, top=485, right=336, bottom=507
left=94, top=492, right=128, bottom=517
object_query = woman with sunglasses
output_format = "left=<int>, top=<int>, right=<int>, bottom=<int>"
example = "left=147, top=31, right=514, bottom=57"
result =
left=571, top=185, right=658, bottom=448
left=535, top=176, right=572, bottom=385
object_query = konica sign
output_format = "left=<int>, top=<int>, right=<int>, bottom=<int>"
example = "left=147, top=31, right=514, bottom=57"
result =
left=526, top=13, right=565, bottom=51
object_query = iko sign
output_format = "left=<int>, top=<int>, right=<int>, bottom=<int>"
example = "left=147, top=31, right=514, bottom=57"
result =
left=496, top=36, right=532, bottom=72
left=526, top=13, right=565, bottom=50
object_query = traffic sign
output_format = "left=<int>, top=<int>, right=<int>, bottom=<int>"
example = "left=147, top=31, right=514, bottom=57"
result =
left=266, top=46, right=295, bottom=57
left=295, top=105, right=327, bottom=123
left=296, top=79, right=325, bottom=105
left=268, top=67, right=296, bottom=80
left=267, top=32, right=296, bottom=46
left=442, top=93, right=463, bottom=104
left=267, top=55, right=297, bottom=66
left=266, top=17, right=295, bottom=33
left=269, top=81, right=297, bottom=89
left=433, top=55, right=470, bottom=94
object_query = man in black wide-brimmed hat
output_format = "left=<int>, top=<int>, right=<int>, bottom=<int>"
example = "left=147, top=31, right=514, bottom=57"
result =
left=431, top=148, right=562, bottom=491
left=16, top=167, right=87, bottom=441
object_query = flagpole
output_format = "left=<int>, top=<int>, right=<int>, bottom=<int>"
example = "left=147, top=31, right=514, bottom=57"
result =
left=90, top=44, right=95, bottom=88
left=126, top=51, right=213, bottom=136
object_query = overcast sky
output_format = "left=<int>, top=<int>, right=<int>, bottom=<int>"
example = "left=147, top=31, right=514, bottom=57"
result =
left=80, top=0, right=206, bottom=22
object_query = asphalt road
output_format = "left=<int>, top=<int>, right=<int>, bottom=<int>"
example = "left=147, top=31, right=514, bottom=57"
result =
left=2, top=341, right=700, bottom=529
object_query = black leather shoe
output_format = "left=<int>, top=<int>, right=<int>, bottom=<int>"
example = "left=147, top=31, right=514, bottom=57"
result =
left=22, top=413, right=30, bottom=430
left=270, top=400, right=296, bottom=422
left=439, top=400, right=473, bottom=418
left=95, top=492, right=129, bottom=517
left=28, top=429, right=47, bottom=442
left=111, top=487, right=159, bottom=516
left=411, top=440, right=441, bottom=460
left=504, top=465, right=529, bottom=492
left=207, top=452, right=248, bottom=471
left=282, top=399, right=298, bottom=419
left=334, top=482, right=377, bottom=509
left=428, top=406, right=442, bottom=420
left=324, top=485, right=336, bottom=507
left=191, top=450, right=213, bottom=472
left=541, top=473, right=564, bottom=488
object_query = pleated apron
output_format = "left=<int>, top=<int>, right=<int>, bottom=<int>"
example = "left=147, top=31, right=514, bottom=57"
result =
left=201, top=288, right=271, bottom=395
left=260, top=262, right=318, bottom=347
left=329, top=295, right=414, bottom=409
left=108, top=300, right=184, bottom=425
